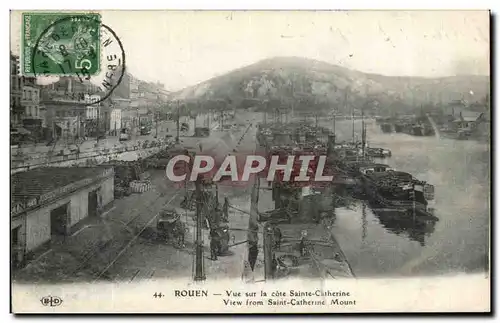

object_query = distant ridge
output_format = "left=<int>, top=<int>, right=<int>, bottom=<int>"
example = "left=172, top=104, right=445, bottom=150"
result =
left=171, top=56, right=489, bottom=114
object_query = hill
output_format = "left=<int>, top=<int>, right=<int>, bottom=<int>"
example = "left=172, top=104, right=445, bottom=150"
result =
left=172, top=57, right=489, bottom=115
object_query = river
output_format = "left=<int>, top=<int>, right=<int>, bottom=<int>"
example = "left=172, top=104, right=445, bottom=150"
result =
left=215, top=114, right=489, bottom=278
left=317, top=118, right=490, bottom=277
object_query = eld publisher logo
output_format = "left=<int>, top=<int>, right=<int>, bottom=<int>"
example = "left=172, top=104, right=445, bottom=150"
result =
left=40, top=296, right=63, bottom=307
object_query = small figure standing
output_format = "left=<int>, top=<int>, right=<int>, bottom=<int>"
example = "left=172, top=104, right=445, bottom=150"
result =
left=299, top=229, right=308, bottom=257
left=180, top=195, right=187, bottom=208
left=210, top=229, right=219, bottom=260
left=271, top=254, right=278, bottom=277
left=242, top=260, right=253, bottom=283
left=273, top=226, right=282, bottom=250
left=175, top=221, right=186, bottom=248
left=222, top=196, right=229, bottom=222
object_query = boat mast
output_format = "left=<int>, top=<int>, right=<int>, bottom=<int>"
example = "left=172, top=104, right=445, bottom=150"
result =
left=411, top=184, right=416, bottom=222
left=333, top=113, right=336, bottom=135
left=291, top=79, right=295, bottom=121
left=361, top=108, right=366, bottom=158
left=345, top=89, right=353, bottom=144
left=176, top=100, right=180, bottom=144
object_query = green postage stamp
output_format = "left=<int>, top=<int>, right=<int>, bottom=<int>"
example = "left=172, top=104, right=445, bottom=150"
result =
left=21, top=12, right=101, bottom=76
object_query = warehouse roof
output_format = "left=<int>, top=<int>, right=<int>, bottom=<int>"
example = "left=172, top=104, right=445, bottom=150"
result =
left=11, top=166, right=113, bottom=204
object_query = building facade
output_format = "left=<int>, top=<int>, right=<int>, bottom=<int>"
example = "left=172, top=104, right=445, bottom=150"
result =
left=11, top=54, right=40, bottom=130
left=11, top=167, right=115, bottom=268
left=109, top=108, right=122, bottom=135
left=10, top=54, right=22, bottom=126
left=41, top=79, right=105, bottom=140
left=21, top=84, right=42, bottom=129
left=86, top=106, right=99, bottom=120
left=42, top=100, right=88, bottom=140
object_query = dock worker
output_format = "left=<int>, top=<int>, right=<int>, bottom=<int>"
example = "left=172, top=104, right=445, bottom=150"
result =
left=273, top=226, right=282, bottom=250
left=210, top=229, right=220, bottom=261
left=222, top=196, right=229, bottom=222
left=271, top=254, right=278, bottom=277
left=299, top=230, right=308, bottom=257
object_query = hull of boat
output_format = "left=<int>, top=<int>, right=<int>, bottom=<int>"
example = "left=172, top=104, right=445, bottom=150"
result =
left=360, top=176, right=435, bottom=218
left=380, top=124, right=393, bottom=133
left=394, top=124, right=404, bottom=133
left=274, top=222, right=356, bottom=279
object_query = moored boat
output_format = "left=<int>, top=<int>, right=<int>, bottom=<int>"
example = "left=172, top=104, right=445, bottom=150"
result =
left=380, top=123, right=393, bottom=133
left=357, top=165, right=436, bottom=217
left=366, top=147, right=392, bottom=158
left=394, top=123, right=405, bottom=133
left=411, top=124, right=424, bottom=136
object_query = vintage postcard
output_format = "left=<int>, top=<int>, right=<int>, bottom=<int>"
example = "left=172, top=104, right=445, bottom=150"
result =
left=9, top=10, right=490, bottom=313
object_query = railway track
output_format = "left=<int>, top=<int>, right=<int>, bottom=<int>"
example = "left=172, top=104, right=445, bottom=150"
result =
left=68, top=177, right=182, bottom=283
left=59, top=124, right=259, bottom=283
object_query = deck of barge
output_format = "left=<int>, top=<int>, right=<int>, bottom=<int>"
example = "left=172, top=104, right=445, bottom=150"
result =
left=272, top=220, right=355, bottom=280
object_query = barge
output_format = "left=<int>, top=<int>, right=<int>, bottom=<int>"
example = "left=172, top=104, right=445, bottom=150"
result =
left=259, top=186, right=355, bottom=280
left=357, top=164, right=436, bottom=218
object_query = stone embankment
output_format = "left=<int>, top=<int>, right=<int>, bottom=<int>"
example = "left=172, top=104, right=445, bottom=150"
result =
left=11, top=139, right=173, bottom=174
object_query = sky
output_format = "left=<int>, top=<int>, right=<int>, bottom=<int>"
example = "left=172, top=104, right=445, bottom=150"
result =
left=10, top=10, right=490, bottom=91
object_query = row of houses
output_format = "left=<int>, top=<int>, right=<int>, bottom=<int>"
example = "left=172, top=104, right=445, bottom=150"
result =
left=10, top=53, right=172, bottom=144
left=10, top=54, right=41, bottom=133
left=10, top=58, right=173, bottom=268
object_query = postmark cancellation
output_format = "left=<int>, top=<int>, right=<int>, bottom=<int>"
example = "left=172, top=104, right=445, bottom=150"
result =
left=22, top=12, right=101, bottom=77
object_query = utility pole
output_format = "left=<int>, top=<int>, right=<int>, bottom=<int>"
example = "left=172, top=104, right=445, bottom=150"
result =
left=362, top=203, right=367, bottom=243
left=411, top=185, right=416, bottom=223
left=136, top=108, right=140, bottom=127
left=351, top=108, right=355, bottom=144
left=194, top=177, right=206, bottom=281
left=76, top=114, right=80, bottom=140
left=333, top=114, right=336, bottom=135
left=315, top=114, right=318, bottom=128
left=96, top=105, right=100, bottom=143
left=263, top=223, right=274, bottom=280
left=361, top=108, right=366, bottom=157
left=176, top=100, right=180, bottom=144
left=155, top=111, right=159, bottom=138
left=220, top=110, right=224, bottom=130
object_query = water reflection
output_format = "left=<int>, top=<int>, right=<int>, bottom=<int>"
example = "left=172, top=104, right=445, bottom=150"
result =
left=321, top=119, right=489, bottom=276
left=368, top=202, right=437, bottom=247
left=332, top=187, right=438, bottom=247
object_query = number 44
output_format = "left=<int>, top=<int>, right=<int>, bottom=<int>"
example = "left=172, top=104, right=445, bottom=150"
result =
left=75, top=59, right=92, bottom=70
